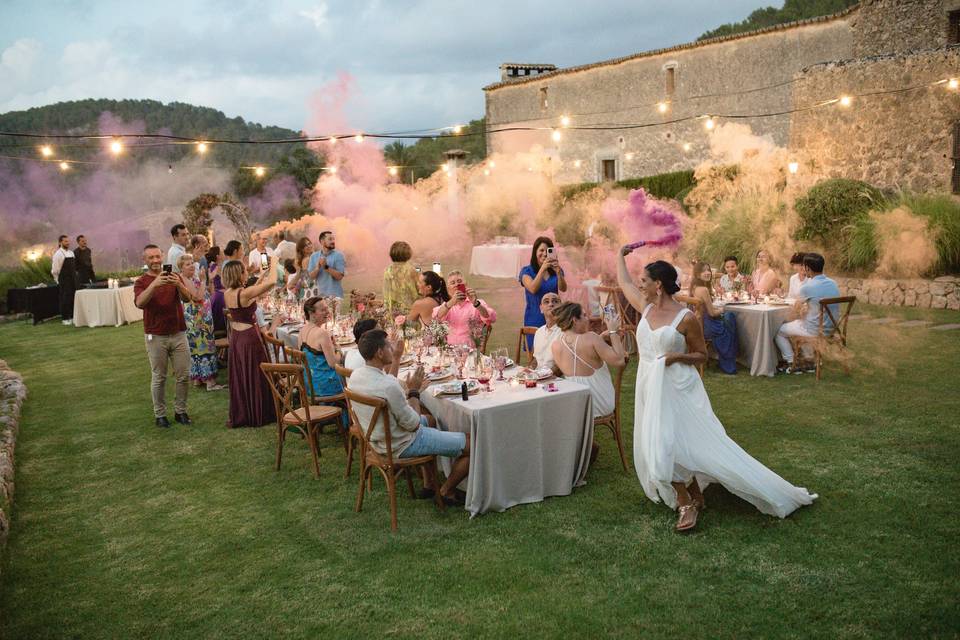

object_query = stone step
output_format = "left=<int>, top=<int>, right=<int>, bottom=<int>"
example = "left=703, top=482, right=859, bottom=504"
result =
left=930, top=323, right=960, bottom=331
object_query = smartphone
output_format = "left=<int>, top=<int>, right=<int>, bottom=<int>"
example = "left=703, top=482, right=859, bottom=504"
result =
left=260, top=254, right=269, bottom=270
left=162, top=264, right=172, bottom=274
left=456, top=283, right=468, bottom=295
left=546, top=246, right=555, bottom=258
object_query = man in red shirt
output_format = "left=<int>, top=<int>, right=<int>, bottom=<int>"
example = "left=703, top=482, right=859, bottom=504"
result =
left=134, top=244, right=194, bottom=428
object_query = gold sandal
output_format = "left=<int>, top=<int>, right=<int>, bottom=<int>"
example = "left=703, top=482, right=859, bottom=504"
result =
left=675, top=504, right=699, bottom=532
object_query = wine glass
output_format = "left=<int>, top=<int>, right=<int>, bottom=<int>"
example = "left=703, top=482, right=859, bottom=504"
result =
left=493, top=347, right=508, bottom=381
left=477, top=356, right=493, bottom=393
left=454, top=345, right=469, bottom=379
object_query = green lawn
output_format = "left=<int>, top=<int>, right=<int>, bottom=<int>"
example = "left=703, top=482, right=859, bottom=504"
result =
left=0, top=296, right=958, bottom=638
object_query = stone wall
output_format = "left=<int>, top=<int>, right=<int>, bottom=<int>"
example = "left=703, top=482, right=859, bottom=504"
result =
left=789, top=47, right=960, bottom=192
left=835, top=275, right=960, bottom=309
left=484, top=17, right=853, bottom=185
left=851, top=0, right=955, bottom=58
left=0, top=360, right=26, bottom=555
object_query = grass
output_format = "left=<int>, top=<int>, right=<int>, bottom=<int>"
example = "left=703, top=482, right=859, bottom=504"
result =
left=1, top=278, right=959, bottom=638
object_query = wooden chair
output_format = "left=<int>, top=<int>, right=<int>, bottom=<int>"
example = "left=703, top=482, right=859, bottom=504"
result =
left=287, top=345, right=348, bottom=437
left=260, top=363, right=341, bottom=479
left=515, top=326, right=539, bottom=366
left=335, top=364, right=365, bottom=478
left=260, top=329, right=287, bottom=363
left=593, top=354, right=632, bottom=472
left=345, top=388, right=445, bottom=531
left=674, top=294, right=710, bottom=377
left=789, top=296, right=857, bottom=381
left=596, top=285, right=638, bottom=355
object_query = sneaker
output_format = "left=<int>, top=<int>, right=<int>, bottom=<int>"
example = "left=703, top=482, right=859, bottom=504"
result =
left=62, top=319, right=71, bottom=325
left=784, top=366, right=805, bottom=375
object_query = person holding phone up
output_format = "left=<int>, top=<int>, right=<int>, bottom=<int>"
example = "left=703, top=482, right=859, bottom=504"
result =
left=432, top=270, right=497, bottom=347
left=519, top=236, right=567, bottom=349
left=134, top=244, right=195, bottom=428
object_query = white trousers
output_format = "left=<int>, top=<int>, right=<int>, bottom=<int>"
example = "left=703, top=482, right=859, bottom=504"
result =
left=775, top=319, right=814, bottom=363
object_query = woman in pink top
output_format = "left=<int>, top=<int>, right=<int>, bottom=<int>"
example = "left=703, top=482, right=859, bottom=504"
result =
left=751, top=249, right=781, bottom=296
left=431, top=270, right=496, bottom=346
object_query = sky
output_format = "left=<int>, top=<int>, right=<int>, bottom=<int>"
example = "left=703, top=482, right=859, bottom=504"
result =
left=0, top=0, right=766, bottom=135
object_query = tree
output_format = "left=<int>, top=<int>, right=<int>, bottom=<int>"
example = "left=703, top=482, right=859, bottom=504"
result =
left=697, top=0, right=858, bottom=41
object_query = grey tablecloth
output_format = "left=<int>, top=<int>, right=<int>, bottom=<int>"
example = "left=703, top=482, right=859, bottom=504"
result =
left=420, top=378, right=594, bottom=517
left=275, top=324, right=301, bottom=350
left=724, top=303, right=793, bottom=377
left=73, top=286, right=143, bottom=328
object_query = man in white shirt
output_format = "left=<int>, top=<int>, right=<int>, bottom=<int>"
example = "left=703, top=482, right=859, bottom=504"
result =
left=532, top=292, right=562, bottom=371
left=775, top=253, right=841, bottom=374
left=166, top=224, right=189, bottom=272
left=247, top=232, right=275, bottom=276
left=719, top=255, right=746, bottom=293
left=274, top=229, right=297, bottom=264
left=348, top=329, right=470, bottom=504
left=51, top=234, right=77, bottom=325
left=787, top=252, right=807, bottom=299
left=344, top=318, right=378, bottom=371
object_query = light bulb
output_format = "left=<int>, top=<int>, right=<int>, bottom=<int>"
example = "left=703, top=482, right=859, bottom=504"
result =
left=196, top=142, right=208, bottom=154
left=949, top=78, right=959, bottom=90
left=839, top=95, right=852, bottom=107
left=682, top=142, right=692, bottom=152
left=452, top=124, right=463, bottom=135
left=704, top=118, right=715, bottom=131
left=110, top=139, right=123, bottom=155
left=40, top=145, right=53, bottom=157
left=483, top=169, right=490, bottom=176
left=560, top=115, right=571, bottom=128
left=254, top=166, right=266, bottom=177
left=328, top=166, right=338, bottom=174
left=329, top=136, right=337, bottom=145
left=657, top=102, right=669, bottom=114
left=625, top=152, right=634, bottom=161
left=573, top=159, right=582, bottom=168
left=59, top=161, right=70, bottom=171
left=354, top=133, right=364, bottom=143
left=388, top=166, right=398, bottom=176
left=551, top=129, right=562, bottom=143
left=489, top=160, right=496, bottom=168
left=788, top=161, right=799, bottom=174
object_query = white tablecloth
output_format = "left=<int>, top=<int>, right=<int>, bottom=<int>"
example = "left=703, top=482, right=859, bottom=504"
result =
left=73, top=286, right=143, bottom=328
left=468, top=244, right=533, bottom=279
left=419, top=373, right=593, bottom=517
left=722, top=303, right=793, bottom=377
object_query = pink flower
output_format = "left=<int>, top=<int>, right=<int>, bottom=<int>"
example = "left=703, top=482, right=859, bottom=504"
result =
left=394, top=315, right=406, bottom=326
left=357, top=303, right=366, bottom=312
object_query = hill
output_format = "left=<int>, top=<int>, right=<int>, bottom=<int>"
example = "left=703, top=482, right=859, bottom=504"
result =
left=698, top=0, right=858, bottom=40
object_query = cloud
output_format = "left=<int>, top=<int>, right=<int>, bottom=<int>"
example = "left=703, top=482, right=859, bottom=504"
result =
left=298, top=2, right=329, bottom=32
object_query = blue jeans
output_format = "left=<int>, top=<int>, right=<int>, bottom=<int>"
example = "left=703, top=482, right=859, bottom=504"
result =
left=400, top=422, right=466, bottom=458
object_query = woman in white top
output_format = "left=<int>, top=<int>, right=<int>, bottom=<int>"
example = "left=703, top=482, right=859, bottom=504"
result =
left=550, top=302, right=626, bottom=419
left=787, top=252, right=807, bottom=299
left=617, top=251, right=817, bottom=532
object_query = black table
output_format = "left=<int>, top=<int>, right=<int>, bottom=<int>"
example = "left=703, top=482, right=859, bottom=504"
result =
left=6, top=285, right=61, bottom=324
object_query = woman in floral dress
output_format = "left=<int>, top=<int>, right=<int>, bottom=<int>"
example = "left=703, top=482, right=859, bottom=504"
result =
left=178, top=254, right=224, bottom=391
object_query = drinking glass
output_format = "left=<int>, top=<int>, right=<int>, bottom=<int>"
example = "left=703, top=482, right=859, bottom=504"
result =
left=477, top=356, right=493, bottom=393
left=493, top=347, right=508, bottom=381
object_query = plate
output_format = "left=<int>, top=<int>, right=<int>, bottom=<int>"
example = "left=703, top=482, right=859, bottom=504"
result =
left=426, top=368, right=453, bottom=381
left=336, top=336, right=355, bottom=346
left=435, top=380, right=480, bottom=396
left=518, top=367, right=554, bottom=381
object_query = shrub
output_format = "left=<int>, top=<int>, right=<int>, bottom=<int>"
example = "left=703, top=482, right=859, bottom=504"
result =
left=837, top=215, right=878, bottom=273
left=691, top=195, right=784, bottom=272
left=618, top=169, right=695, bottom=200
left=795, top=178, right=885, bottom=244
left=898, top=193, right=960, bottom=274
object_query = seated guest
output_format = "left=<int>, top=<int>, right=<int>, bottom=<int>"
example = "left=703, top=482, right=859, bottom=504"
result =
left=775, top=253, right=841, bottom=373
left=300, top=297, right=348, bottom=426
left=345, top=318, right=378, bottom=371
left=751, top=249, right=781, bottom=296
left=531, top=292, right=562, bottom=371
left=718, top=255, right=747, bottom=294
left=688, top=262, right=738, bottom=374
left=787, top=252, right=807, bottom=298
left=550, top=302, right=626, bottom=419
left=408, top=270, right=449, bottom=327
left=383, top=241, right=419, bottom=313
left=348, top=330, right=470, bottom=503
left=222, top=258, right=277, bottom=428
left=431, top=270, right=496, bottom=346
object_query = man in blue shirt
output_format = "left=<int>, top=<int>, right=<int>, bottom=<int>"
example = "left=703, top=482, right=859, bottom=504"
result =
left=307, top=230, right=345, bottom=297
left=775, top=253, right=840, bottom=373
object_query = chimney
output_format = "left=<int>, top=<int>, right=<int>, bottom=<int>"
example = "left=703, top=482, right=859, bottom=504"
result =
left=499, top=63, right=557, bottom=82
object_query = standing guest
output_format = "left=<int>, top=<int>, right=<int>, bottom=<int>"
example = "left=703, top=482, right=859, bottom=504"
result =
left=167, top=224, right=189, bottom=272
left=247, top=232, right=275, bottom=276
left=75, top=235, right=95, bottom=285
left=300, top=297, right=348, bottom=428
left=688, top=262, right=738, bottom=374
left=283, top=259, right=304, bottom=300
left=274, top=229, right=297, bottom=264
left=295, top=237, right=315, bottom=294
left=222, top=258, right=278, bottom=428
left=345, top=318, right=379, bottom=371
left=307, top=230, right=346, bottom=298
left=408, top=271, right=449, bottom=327
left=531, top=292, right=562, bottom=370
left=348, top=330, right=471, bottom=504
left=52, top=235, right=78, bottom=325
left=178, top=254, right=223, bottom=392
left=519, top=236, right=567, bottom=348
left=751, top=250, right=781, bottom=296
left=718, top=255, right=747, bottom=294
left=206, top=246, right=227, bottom=335
left=382, top=240, right=419, bottom=312
left=787, top=252, right=808, bottom=299
left=134, top=244, right=193, bottom=427
left=775, top=253, right=841, bottom=374
left=432, top=270, right=496, bottom=347
left=223, top=239, right=243, bottom=262
left=190, top=234, right=210, bottom=277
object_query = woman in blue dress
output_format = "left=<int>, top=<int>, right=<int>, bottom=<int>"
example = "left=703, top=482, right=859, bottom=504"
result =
left=519, top=236, right=567, bottom=348
left=687, top=262, right=738, bottom=374
left=299, top=297, right=348, bottom=429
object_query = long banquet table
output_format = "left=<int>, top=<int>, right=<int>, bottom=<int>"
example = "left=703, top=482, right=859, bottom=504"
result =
left=721, top=302, right=793, bottom=377
left=468, top=243, right=533, bottom=279
left=416, top=366, right=594, bottom=517
left=73, top=286, right=143, bottom=328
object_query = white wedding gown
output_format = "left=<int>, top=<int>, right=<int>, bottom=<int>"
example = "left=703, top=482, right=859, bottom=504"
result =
left=633, top=305, right=817, bottom=518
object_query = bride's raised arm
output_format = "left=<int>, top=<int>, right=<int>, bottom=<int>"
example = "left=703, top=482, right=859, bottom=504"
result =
left=616, top=246, right=647, bottom=313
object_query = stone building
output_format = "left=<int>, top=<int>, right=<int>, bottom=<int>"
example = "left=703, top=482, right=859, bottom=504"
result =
left=484, top=0, right=960, bottom=192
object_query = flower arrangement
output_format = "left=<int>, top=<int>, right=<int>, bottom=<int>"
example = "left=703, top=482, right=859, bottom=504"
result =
left=424, top=320, right=450, bottom=350
left=467, top=315, right=486, bottom=350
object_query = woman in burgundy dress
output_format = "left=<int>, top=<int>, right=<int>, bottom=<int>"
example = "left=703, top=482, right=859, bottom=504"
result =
left=222, top=258, right=277, bottom=428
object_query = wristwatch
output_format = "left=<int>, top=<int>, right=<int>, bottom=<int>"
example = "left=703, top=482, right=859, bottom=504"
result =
left=406, top=389, right=421, bottom=400
left=473, top=300, right=481, bottom=308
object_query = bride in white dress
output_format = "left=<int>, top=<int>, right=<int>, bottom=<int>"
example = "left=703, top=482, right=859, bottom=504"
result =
left=617, top=250, right=817, bottom=531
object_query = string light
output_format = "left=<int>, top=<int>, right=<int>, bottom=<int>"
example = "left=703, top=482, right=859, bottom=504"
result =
left=329, top=136, right=337, bottom=145
left=110, top=139, right=123, bottom=155
left=788, top=161, right=799, bottom=174
left=682, top=142, right=692, bottom=152
left=196, top=141, right=208, bottom=154
left=254, top=166, right=265, bottom=177
left=657, top=102, right=669, bottom=114
left=704, top=117, right=716, bottom=131
left=625, top=152, right=634, bottom=161
left=452, top=124, right=463, bottom=135
left=551, top=129, right=562, bottom=143
left=328, top=166, right=338, bottom=174
left=488, top=160, right=496, bottom=168
left=59, top=161, right=70, bottom=171
left=388, top=166, right=398, bottom=176
left=354, top=133, right=364, bottom=144
left=560, top=115, right=571, bottom=128
left=948, top=78, right=959, bottom=90
left=573, top=159, right=582, bottom=168
left=483, top=169, right=490, bottom=176
left=839, top=95, right=853, bottom=107
left=40, top=145, right=53, bottom=157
